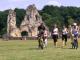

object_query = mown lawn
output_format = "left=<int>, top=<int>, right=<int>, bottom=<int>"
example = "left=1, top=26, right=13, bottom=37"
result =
left=0, top=39, right=80, bottom=60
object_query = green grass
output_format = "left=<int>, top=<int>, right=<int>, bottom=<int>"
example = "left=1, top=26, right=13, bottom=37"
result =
left=0, top=39, right=80, bottom=60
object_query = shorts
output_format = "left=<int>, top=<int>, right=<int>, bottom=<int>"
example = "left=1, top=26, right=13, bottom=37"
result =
left=52, top=35, right=58, bottom=42
left=62, top=34, right=67, bottom=42
left=74, top=34, right=78, bottom=38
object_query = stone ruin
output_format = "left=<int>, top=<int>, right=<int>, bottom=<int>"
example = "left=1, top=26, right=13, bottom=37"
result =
left=7, top=4, right=49, bottom=38
left=7, top=9, right=21, bottom=37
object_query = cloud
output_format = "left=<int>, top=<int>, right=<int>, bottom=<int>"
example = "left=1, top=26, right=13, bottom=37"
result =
left=46, top=0, right=61, bottom=7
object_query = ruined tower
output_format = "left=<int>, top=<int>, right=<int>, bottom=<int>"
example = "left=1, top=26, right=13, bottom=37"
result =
left=7, top=9, right=21, bottom=37
left=20, top=4, right=44, bottom=37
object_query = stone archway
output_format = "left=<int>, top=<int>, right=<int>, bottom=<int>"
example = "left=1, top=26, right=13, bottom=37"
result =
left=21, top=31, right=28, bottom=40
left=21, top=31, right=28, bottom=37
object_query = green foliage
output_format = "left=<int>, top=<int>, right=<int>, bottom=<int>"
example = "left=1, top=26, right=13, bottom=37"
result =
left=40, top=6, right=80, bottom=29
left=67, top=16, right=74, bottom=25
left=0, top=10, right=9, bottom=35
left=14, top=8, right=26, bottom=27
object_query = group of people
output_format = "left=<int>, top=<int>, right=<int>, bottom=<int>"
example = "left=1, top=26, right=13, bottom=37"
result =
left=37, top=23, right=79, bottom=49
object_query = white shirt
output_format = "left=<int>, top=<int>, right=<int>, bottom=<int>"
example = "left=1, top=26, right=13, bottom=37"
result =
left=53, top=28, right=58, bottom=35
left=44, top=30, right=48, bottom=36
left=71, top=26, right=79, bottom=34
left=62, top=28, right=68, bottom=35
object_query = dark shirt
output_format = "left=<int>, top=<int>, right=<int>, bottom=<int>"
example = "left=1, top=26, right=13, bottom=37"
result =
left=38, top=25, right=45, bottom=31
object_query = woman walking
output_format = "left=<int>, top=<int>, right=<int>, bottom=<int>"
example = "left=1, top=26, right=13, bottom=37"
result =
left=62, top=26, right=68, bottom=47
left=51, top=24, right=59, bottom=47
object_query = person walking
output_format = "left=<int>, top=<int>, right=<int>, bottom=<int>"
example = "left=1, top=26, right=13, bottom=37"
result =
left=51, top=24, right=59, bottom=47
left=62, top=26, right=68, bottom=47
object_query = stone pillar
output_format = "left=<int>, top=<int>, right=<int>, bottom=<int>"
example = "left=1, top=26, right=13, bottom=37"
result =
left=7, top=9, right=21, bottom=37
left=7, top=9, right=16, bottom=37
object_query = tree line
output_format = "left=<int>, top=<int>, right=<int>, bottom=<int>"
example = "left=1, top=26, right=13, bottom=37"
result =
left=0, top=5, right=80, bottom=35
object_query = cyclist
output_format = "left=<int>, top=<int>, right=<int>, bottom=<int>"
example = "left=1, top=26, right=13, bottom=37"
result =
left=37, top=23, right=45, bottom=49
left=71, top=23, right=79, bottom=49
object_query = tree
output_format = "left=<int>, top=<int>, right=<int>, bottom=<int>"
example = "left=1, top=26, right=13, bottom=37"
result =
left=14, top=8, right=26, bottom=27
left=67, top=16, right=74, bottom=25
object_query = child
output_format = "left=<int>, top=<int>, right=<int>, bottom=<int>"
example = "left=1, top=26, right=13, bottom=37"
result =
left=43, top=29, right=48, bottom=47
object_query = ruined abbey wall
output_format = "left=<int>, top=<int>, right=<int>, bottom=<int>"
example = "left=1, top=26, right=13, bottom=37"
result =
left=7, top=4, right=48, bottom=37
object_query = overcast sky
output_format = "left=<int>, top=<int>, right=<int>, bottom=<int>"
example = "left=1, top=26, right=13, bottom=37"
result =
left=0, top=0, right=80, bottom=11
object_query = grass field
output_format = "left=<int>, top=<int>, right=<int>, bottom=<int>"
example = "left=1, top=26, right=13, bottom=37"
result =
left=0, top=39, right=80, bottom=60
